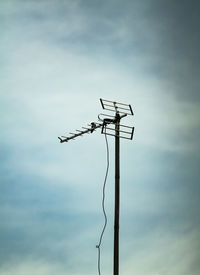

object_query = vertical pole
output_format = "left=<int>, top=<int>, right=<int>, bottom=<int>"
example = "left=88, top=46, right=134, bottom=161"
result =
left=114, top=113, right=120, bottom=275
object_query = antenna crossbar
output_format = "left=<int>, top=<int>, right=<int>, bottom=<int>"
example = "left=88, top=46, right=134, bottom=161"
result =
left=58, top=123, right=102, bottom=143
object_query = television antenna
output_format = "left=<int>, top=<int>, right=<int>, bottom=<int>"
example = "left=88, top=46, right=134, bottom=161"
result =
left=58, top=98, right=134, bottom=275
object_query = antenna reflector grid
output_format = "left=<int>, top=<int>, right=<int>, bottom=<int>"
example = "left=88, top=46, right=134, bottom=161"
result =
left=102, top=123, right=134, bottom=140
left=100, top=98, right=134, bottom=115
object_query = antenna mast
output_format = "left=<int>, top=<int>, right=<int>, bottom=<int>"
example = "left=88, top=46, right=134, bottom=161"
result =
left=58, top=98, right=134, bottom=275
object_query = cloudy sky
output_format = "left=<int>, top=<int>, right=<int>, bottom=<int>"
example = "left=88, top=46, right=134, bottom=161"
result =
left=1, top=0, right=200, bottom=274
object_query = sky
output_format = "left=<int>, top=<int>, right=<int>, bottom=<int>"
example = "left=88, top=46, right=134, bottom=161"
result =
left=1, top=0, right=200, bottom=274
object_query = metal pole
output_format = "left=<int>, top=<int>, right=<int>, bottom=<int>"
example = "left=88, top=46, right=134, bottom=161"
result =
left=114, top=113, right=120, bottom=275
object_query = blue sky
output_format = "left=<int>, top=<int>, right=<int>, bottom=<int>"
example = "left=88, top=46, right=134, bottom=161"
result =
left=1, top=0, right=200, bottom=274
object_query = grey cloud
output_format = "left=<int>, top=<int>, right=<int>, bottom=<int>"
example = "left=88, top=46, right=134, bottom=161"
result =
left=143, top=0, right=200, bottom=101
left=0, top=177, right=100, bottom=269
left=1, top=0, right=200, bottom=274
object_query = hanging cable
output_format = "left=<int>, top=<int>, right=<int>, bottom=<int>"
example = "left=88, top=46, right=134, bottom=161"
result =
left=96, top=132, right=109, bottom=275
